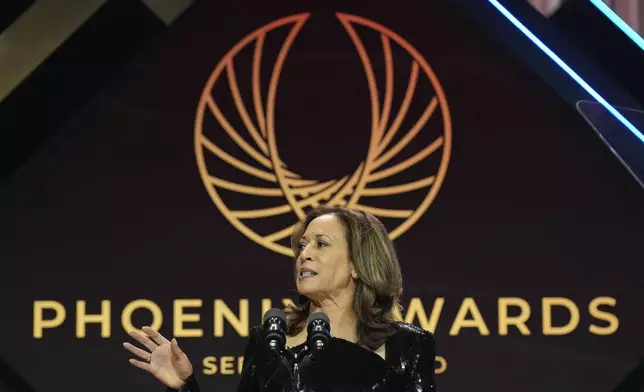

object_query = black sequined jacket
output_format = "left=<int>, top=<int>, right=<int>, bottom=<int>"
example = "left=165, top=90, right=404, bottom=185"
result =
left=172, top=321, right=436, bottom=392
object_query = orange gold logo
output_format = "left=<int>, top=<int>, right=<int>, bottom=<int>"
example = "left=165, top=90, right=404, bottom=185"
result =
left=195, top=13, right=452, bottom=256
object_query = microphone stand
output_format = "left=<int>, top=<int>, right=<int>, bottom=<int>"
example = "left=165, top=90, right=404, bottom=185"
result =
left=280, top=346, right=304, bottom=392
left=280, top=345, right=315, bottom=392
left=275, top=311, right=330, bottom=392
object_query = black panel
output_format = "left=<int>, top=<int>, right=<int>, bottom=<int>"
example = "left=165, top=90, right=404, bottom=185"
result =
left=0, top=0, right=165, bottom=183
left=0, top=357, right=36, bottom=392
left=613, top=360, right=644, bottom=392
left=0, top=0, right=36, bottom=34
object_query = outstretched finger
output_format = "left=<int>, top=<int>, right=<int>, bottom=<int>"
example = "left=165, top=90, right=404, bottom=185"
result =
left=128, top=330, right=157, bottom=352
left=143, top=326, right=170, bottom=346
left=123, top=342, right=150, bottom=361
left=170, top=338, right=184, bottom=359
left=129, top=358, right=153, bottom=373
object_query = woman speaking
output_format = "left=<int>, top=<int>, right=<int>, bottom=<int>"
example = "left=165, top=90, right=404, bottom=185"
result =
left=124, top=206, right=437, bottom=391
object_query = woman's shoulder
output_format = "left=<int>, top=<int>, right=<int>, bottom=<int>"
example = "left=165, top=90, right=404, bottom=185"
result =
left=389, top=321, right=435, bottom=347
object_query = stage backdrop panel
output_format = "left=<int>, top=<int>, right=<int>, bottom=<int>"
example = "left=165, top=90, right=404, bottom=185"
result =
left=1, top=1, right=643, bottom=392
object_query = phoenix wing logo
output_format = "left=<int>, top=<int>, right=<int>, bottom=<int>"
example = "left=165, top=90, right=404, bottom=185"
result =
left=195, top=13, right=452, bottom=256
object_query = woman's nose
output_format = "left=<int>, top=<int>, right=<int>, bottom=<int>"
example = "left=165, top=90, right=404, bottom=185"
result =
left=300, top=244, right=313, bottom=260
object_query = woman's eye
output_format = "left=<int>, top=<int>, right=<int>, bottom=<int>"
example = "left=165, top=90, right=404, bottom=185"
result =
left=318, top=241, right=327, bottom=248
left=298, top=242, right=306, bottom=249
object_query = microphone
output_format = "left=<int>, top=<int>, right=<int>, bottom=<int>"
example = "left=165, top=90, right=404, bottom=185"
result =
left=262, top=308, right=287, bottom=352
left=306, top=312, right=331, bottom=352
left=262, top=308, right=294, bottom=390
left=294, top=312, right=331, bottom=390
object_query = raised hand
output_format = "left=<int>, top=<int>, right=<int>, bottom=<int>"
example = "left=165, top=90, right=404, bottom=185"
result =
left=123, top=326, right=194, bottom=389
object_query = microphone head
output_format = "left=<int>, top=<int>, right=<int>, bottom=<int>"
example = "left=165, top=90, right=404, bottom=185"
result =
left=307, top=312, right=331, bottom=351
left=307, top=312, right=330, bottom=326
left=263, top=308, right=287, bottom=351
left=263, top=308, right=286, bottom=324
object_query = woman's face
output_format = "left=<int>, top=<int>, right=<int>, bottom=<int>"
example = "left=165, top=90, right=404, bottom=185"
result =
left=295, top=214, right=355, bottom=302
